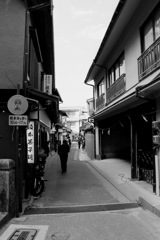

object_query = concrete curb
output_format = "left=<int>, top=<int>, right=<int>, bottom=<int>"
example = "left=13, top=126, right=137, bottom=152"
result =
left=0, top=213, right=9, bottom=230
left=24, top=202, right=138, bottom=215
left=138, top=197, right=160, bottom=218
left=87, top=159, right=160, bottom=218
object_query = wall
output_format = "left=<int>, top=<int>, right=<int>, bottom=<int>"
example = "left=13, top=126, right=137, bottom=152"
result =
left=0, top=159, right=15, bottom=214
left=0, top=112, right=16, bottom=159
left=0, top=1, right=25, bottom=89
left=104, top=0, right=160, bottom=94
left=124, top=0, right=159, bottom=90
left=85, top=133, right=94, bottom=160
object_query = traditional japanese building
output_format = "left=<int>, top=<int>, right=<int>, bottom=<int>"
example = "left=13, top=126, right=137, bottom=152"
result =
left=85, top=0, right=160, bottom=194
left=0, top=0, right=62, bottom=214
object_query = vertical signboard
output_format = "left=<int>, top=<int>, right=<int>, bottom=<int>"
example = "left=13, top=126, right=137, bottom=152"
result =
left=27, top=121, right=35, bottom=163
left=44, top=74, right=52, bottom=94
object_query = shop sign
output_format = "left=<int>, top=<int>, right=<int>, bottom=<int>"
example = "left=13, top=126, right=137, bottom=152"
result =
left=44, top=74, right=52, bottom=94
left=27, top=121, right=35, bottom=164
left=9, top=115, right=28, bottom=126
left=7, top=94, right=28, bottom=115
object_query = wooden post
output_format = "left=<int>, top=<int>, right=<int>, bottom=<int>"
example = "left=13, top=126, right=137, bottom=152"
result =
left=15, top=84, right=22, bottom=217
left=15, top=125, right=19, bottom=217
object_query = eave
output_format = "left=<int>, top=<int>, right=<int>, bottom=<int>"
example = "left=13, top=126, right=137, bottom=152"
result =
left=25, top=0, right=55, bottom=84
left=28, top=88, right=60, bottom=103
left=84, top=0, right=142, bottom=84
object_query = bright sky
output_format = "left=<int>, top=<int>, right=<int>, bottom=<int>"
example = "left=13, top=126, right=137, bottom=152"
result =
left=54, top=0, right=119, bottom=107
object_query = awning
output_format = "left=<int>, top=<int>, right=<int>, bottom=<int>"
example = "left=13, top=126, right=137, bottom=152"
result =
left=93, top=91, right=145, bottom=121
left=136, top=74, right=160, bottom=100
left=28, top=88, right=60, bottom=102
left=59, top=110, right=68, bottom=117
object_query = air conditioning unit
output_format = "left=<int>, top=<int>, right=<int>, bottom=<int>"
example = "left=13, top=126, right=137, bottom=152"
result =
left=152, top=121, right=160, bottom=130
left=153, top=135, right=160, bottom=145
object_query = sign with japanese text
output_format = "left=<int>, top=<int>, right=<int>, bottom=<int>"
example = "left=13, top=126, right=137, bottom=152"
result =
left=44, top=74, right=52, bottom=94
left=27, top=121, right=35, bottom=164
left=9, top=115, right=28, bottom=126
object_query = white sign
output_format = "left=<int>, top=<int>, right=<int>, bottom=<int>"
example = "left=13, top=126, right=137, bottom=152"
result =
left=9, top=115, right=28, bottom=126
left=7, top=95, right=28, bottom=115
left=27, top=121, right=35, bottom=164
left=44, top=74, right=52, bottom=94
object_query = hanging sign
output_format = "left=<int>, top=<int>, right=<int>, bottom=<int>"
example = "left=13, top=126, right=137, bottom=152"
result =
left=44, top=74, right=52, bottom=94
left=7, top=94, right=28, bottom=115
left=9, top=115, right=28, bottom=126
left=27, top=121, right=35, bottom=164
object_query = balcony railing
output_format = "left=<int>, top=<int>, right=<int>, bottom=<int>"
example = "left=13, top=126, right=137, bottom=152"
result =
left=106, top=74, right=126, bottom=104
left=96, top=93, right=105, bottom=111
left=138, top=37, right=160, bottom=81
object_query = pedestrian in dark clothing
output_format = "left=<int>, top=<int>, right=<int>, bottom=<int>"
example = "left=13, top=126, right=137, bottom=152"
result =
left=44, top=140, right=50, bottom=157
left=78, top=136, right=82, bottom=149
left=58, top=140, right=70, bottom=174
left=82, top=137, right=85, bottom=150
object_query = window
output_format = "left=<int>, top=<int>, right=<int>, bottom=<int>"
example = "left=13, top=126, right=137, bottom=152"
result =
left=108, top=53, right=125, bottom=88
left=155, top=8, right=160, bottom=40
left=141, top=4, right=160, bottom=52
left=97, top=78, right=105, bottom=97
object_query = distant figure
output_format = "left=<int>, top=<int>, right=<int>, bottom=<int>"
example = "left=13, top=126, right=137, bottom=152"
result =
left=54, top=139, right=58, bottom=152
left=78, top=136, right=82, bottom=149
left=82, top=137, right=85, bottom=150
left=58, top=140, right=70, bottom=174
left=44, top=140, right=50, bottom=157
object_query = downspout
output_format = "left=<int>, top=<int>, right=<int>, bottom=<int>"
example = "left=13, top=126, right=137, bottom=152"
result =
left=85, top=82, right=95, bottom=110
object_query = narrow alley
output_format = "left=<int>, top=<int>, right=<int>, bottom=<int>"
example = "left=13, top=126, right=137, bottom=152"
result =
left=24, top=142, right=133, bottom=214
left=1, top=143, right=160, bottom=240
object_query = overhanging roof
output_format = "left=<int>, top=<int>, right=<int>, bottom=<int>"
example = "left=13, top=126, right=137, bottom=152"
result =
left=59, top=110, right=68, bottom=117
left=28, top=88, right=60, bottom=102
left=93, top=92, right=145, bottom=121
left=53, top=88, right=63, bottom=103
left=25, top=0, right=55, bottom=84
left=84, top=0, right=143, bottom=84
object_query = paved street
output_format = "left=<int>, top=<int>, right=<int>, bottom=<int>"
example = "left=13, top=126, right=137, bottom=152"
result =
left=23, top=142, right=133, bottom=214
left=1, top=142, right=160, bottom=240
left=1, top=207, right=160, bottom=239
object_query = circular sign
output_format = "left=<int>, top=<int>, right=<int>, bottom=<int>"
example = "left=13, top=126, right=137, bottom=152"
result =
left=7, top=95, right=28, bottom=115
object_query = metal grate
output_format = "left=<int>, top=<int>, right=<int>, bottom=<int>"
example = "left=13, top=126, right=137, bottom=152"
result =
left=9, top=229, right=37, bottom=240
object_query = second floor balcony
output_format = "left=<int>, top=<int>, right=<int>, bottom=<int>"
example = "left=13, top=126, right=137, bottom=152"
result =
left=138, top=37, right=160, bottom=81
left=96, top=93, right=105, bottom=111
left=106, top=74, right=126, bottom=104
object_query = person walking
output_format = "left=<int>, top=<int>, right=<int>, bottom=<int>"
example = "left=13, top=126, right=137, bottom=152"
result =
left=58, top=140, right=70, bottom=175
left=78, top=136, right=82, bottom=149
left=82, top=137, right=85, bottom=150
